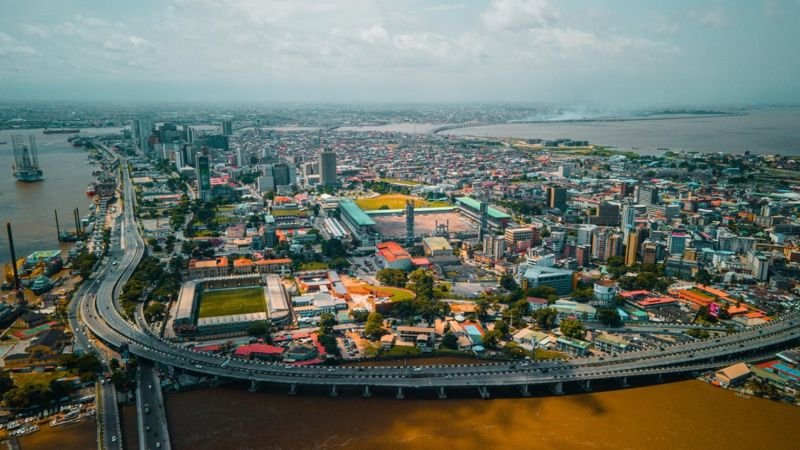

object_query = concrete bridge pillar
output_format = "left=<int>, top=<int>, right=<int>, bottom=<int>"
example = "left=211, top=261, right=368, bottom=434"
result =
left=330, top=385, right=339, bottom=397
left=518, top=384, right=531, bottom=397
left=477, top=386, right=490, bottom=400
left=580, top=380, right=592, bottom=392
left=248, top=380, right=260, bottom=392
left=396, top=387, right=405, bottom=400
left=362, top=385, right=371, bottom=398
left=656, top=373, right=664, bottom=383
left=550, top=382, right=564, bottom=395
left=288, top=383, right=297, bottom=396
left=619, top=376, right=630, bottom=388
left=438, top=387, right=447, bottom=399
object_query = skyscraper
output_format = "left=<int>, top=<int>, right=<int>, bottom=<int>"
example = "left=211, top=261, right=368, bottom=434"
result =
left=635, top=185, right=660, bottom=206
left=196, top=152, right=211, bottom=202
left=547, top=186, right=567, bottom=210
left=271, top=162, right=291, bottom=188
left=319, top=149, right=337, bottom=186
left=222, top=120, right=233, bottom=136
left=625, top=230, right=639, bottom=267
left=132, top=118, right=153, bottom=152
left=621, top=201, right=636, bottom=240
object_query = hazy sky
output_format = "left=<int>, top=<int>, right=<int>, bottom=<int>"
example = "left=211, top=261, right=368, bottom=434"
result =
left=1, top=0, right=799, bottom=105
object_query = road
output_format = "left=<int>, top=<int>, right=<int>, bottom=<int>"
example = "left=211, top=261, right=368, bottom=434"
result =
left=137, top=360, right=172, bottom=450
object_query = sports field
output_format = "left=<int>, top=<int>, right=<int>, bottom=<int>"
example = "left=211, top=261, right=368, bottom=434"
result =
left=355, top=194, right=450, bottom=211
left=198, top=287, right=265, bottom=318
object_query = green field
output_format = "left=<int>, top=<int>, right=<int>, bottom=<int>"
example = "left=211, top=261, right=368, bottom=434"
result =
left=198, top=287, right=265, bottom=318
left=355, top=194, right=450, bottom=211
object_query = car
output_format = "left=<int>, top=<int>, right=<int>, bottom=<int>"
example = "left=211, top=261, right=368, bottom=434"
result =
left=413, top=367, right=422, bottom=372
left=111, top=436, right=117, bottom=442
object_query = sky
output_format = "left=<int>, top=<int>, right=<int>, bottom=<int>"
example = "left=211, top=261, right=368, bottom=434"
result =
left=1, top=0, right=799, bottom=106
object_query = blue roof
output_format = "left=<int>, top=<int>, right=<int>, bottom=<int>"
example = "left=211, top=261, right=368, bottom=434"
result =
left=455, top=197, right=511, bottom=219
left=339, top=200, right=376, bottom=226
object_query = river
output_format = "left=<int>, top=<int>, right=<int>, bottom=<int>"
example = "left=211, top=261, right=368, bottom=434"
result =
left=0, top=127, right=123, bottom=262
left=444, top=107, right=800, bottom=156
left=155, top=380, right=799, bottom=450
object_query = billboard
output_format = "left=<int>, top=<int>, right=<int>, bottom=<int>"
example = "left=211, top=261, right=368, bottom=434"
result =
left=709, top=303, right=720, bottom=318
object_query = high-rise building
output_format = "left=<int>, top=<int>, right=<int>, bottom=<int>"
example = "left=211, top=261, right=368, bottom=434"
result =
left=319, top=149, right=337, bottom=186
left=236, top=147, right=247, bottom=167
left=642, top=241, right=662, bottom=265
left=625, top=230, right=639, bottom=267
left=271, top=162, right=291, bottom=188
left=196, top=152, right=211, bottom=202
left=635, top=185, right=660, bottom=206
left=668, top=232, right=689, bottom=255
left=222, top=120, right=233, bottom=136
left=405, top=200, right=415, bottom=247
left=621, top=201, right=636, bottom=240
left=576, top=244, right=591, bottom=267
left=504, top=227, right=534, bottom=251
left=547, top=186, right=567, bottom=210
left=577, top=224, right=597, bottom=247
left=132, top=118, right=153, bottom=152
left=482, top=235, right=506, bottom=261
left=590, top=202, right=620, bottom=226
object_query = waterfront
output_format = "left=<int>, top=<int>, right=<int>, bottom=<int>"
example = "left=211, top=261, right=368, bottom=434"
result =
left=160, top=380, right=799, bottom=450
left=0, top=128, right=122, bottom=260
left=444, top=107, right=800, bottom=156
left=17, top=419, right=96, bottom=450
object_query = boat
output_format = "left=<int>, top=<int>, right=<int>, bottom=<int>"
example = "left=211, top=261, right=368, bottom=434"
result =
left=42, top=128, right=80, bottom=134
left=86, top=183, right=97, bottom=196
left=11, top=135, right=44, bottom=182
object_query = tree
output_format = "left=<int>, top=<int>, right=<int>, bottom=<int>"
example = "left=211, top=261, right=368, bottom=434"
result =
left=500, top=274, right=518, bottom=291
left=319, top=312, right=337, bottom=335
left=694, top=268, right=712, bottom=285
left=571, top=286, right=594, bottom=303
left=686, top=328, right=710, bottom=340
left=526, top=286, right=557, bottom=302
left=144, top=302, right=166, bottom=322
left=407, top=269, right=434, bottom=300
left=364, top=312, right=386, bottom=339
left=377, top=268, right=408, bottom=288
left=0, top=371, right=14, bottom=396
left=560, top=318, right=586, bottom=340
left=329, top=257, right=351, bottom=270
left=494, top=320, right=510, bottom=336
left=441, top=332, right=459, bottom=350
left=532, top=308, right=558, bottom=330
left=483, top=329, right=503, bottom=349
left=247, top=322, right=269, bottom=338
left=321, top=238, right=348, bottom=258
left=596, top=307, right=622, bottom=327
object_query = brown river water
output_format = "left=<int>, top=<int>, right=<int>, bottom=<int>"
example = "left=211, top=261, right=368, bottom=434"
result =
left=147, top=379, right=798, bottom=450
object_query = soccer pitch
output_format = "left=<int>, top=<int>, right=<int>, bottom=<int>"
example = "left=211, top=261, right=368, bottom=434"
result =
left=198, top=287, right=266, bottom=318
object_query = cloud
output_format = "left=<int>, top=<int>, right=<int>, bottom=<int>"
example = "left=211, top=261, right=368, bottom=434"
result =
left=691, top=7, right=729, bottom=28
left=359, top=25, right=388, bottom=44
left=20, top=24, right=50, bottom=39
left=482, top=0, right=558, bottom=32
left=0, top=32, right=37, bottom=57
left=424, top=3, right=467, bottom=12
left=652, top=15, right=680, bottom=35
left=522, top=27, right=678, bottom=57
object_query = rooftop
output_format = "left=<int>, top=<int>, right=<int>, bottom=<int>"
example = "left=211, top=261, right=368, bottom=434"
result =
left=339, top=199, right=376, bottom=226
left=455, top=197, right=511, bottom=219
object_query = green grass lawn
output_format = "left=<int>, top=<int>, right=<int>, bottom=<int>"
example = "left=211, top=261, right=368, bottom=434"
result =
left=355, top=194, right=450, bottom=211
left=299, top=262, right=329, bottom=271
left=198, top=287, right=265, bottom=318
left=379, top=178, right=421, bottom=186
left=371, top=286, right=415, bottom=301
left=12, top=370, right=72, bottom=389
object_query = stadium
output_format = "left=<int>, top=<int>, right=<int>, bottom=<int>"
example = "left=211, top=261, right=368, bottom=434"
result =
left=172, top=274, right=291, bottom=339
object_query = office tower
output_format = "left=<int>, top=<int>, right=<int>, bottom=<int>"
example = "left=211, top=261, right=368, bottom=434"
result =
left=237, top=147, right=247, bottom=167
left=319, top=149, right=337, bottom=186
left=576, top=244, right=590, bottom=267
left=577, top=224, right=597, bottom=247
left=405, top=200, right=415, bottom=247
left=132, top=118, right=153, bottom=152
left=547, top=186, right=567, bottom=210
left=591, top=230, right=610, bottom=260
left=668, top=232, right=689, bottom=255
left=625, top=230, right=639, bottom=267
left=622, top=201, right=636, bottom=240
left=272, top=162, right=291, bottom=187
left=550, top=230, right=566, bottom=253
left=185, top=126, right=195, bottom=144
left=222, top=120, right=233, bottom=136
left=635, top=185, right=660, bottom=206
left=590, top=202, right=620, bottom=226
left=504, top=227, right=534, bottom=251
left=196, top=152, right=211, bottom=202
left=482, top=235, right=506, bottom=261
left=642, top=241, right=661, bottom=265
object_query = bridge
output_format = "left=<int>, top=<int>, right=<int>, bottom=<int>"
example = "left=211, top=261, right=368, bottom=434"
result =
left=75, top=150, right=800, bottom=404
